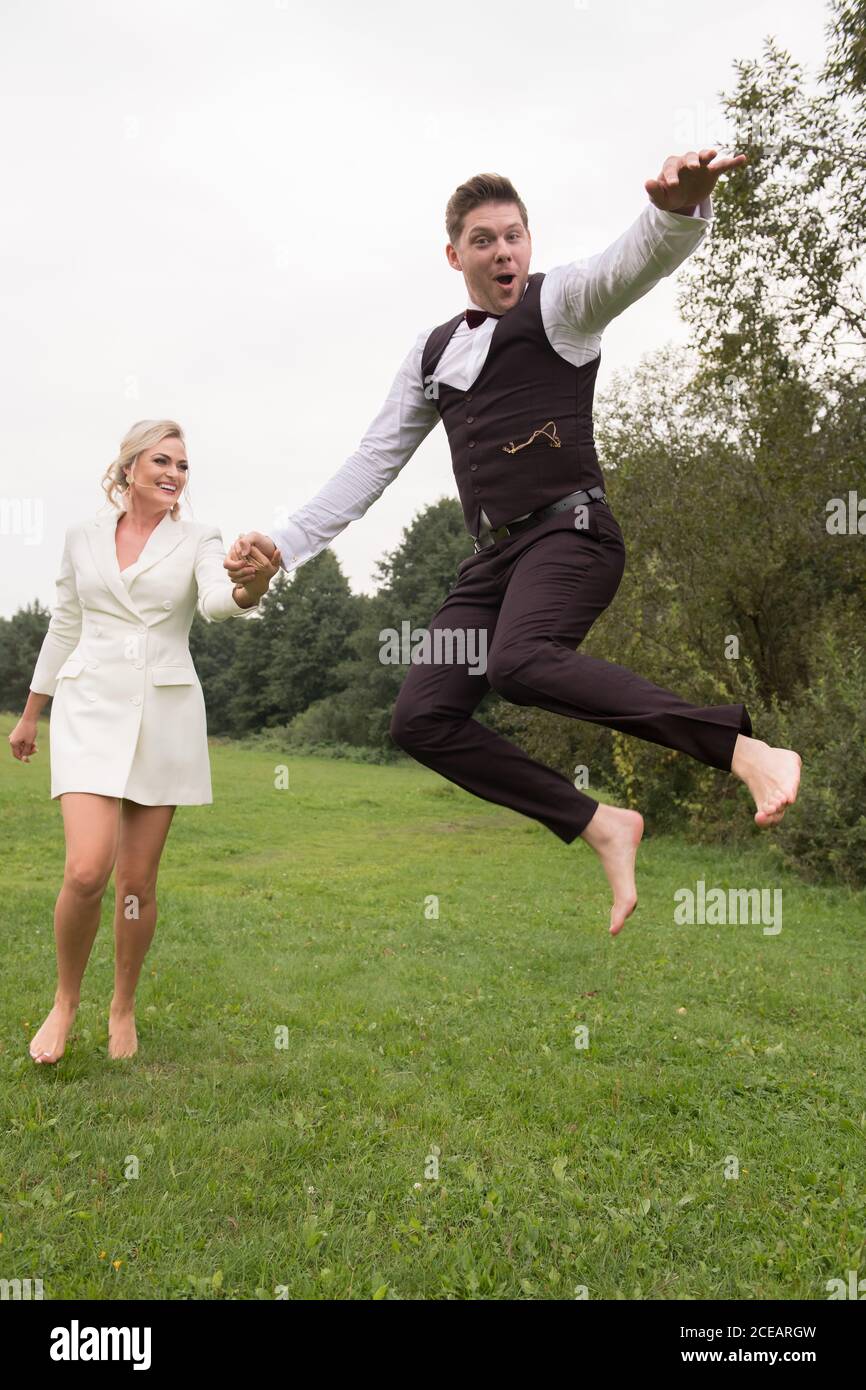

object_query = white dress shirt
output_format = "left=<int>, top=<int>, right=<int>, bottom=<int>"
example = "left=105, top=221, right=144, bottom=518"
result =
left=269, top=196, right=713, bottom=568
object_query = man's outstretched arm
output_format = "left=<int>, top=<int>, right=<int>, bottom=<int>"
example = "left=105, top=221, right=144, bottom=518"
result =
left=225, top=331, right=440, bottom=579
left=644, top=147, right=747, bottom=213
left=551, top=147, right=747, bottom=336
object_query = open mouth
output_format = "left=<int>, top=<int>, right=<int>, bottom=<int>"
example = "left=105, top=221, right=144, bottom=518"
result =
left=157, top=483, right=178, bottom=494
left=495, top=274, right=516, bottom=287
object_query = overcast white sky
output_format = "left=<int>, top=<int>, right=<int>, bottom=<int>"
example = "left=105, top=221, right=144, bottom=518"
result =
left=1, top=0, right=828, bottom=615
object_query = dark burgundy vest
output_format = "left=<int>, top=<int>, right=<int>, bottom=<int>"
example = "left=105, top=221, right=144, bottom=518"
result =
left=420, top=271, right=605, bottom=537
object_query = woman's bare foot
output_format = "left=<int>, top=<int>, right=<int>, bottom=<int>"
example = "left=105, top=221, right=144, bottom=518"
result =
left=580, top=803, right=644, bottom=936
left=108, top=1003, right=138, bottom=1059
left=29, top=997, right=78, bottom=1063
left=731, top=736, right=802, bottom=827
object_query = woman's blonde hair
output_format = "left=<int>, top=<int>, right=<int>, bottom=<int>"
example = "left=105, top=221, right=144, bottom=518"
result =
left=101, top=419, right=191, bottom=520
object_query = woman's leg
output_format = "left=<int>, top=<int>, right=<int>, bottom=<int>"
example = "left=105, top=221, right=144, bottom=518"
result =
left=108, top=799, right=176, bottom=1059
left=30, top=793, right=121, bottom=1063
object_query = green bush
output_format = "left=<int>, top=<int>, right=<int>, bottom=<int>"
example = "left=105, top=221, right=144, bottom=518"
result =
left=596, top=598, right=866, bottom=887
left=744, top=598, right=866, bottom=888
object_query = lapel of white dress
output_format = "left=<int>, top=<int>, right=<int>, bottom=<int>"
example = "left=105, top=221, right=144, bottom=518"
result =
left=85, top=510, right=189, bottom=622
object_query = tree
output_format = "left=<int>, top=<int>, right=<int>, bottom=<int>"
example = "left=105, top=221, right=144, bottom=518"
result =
left=285, top=497, right=473, bottom=749
left=677, top=2, right=866, bottom=382
left=224, top=550, right=359, bottom=732
left=0, top=602, right=50, bottom=714
left=187, top=609, right=248, bottom=735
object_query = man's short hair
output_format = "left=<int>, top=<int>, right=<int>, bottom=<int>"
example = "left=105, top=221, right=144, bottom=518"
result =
left=445, top=173, right=529, bottom=248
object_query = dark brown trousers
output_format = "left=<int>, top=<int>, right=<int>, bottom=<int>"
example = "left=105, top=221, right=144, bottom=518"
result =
left=389, top=501, right=752, bottom=843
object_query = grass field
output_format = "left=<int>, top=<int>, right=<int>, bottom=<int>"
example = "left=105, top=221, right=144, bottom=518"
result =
left=1, top=714, right=864, bottom=1300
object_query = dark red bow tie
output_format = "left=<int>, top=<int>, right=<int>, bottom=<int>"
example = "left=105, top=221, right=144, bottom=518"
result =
left=465, top=309, right=502, bottom=329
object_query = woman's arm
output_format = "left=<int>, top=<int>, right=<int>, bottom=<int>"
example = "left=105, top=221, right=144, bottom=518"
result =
left=194, top=526, right=280, bottom=621
left=8, top=691, right=49, bottom=761
left=28, top=530, right=83, bottom=698
left=11, top=581, right=59, bottom=759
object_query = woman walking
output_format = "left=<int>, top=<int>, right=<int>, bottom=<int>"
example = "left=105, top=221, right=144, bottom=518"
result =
left=8, top=420, right=280, bottom=1062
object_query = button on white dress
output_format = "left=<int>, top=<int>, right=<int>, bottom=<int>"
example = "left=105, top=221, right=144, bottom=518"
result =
left=29, top=509, right=263, bottom=805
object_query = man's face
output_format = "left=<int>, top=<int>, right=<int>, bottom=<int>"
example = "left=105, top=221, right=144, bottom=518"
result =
left=446, top=201, right=532, bottom=314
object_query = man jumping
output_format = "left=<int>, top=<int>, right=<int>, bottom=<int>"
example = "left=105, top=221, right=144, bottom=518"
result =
left=226, top=149, right=802, bottom=936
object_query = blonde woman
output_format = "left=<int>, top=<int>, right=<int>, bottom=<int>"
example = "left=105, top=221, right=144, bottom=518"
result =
left=7, top=420, right=281, bottom=1063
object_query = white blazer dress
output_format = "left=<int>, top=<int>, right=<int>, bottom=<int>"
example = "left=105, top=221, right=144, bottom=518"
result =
left=29, top=508, right=263, bottom=805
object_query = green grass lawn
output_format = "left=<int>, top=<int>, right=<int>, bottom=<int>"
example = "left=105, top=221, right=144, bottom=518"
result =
left=1, top=713, right=864, bottom=1300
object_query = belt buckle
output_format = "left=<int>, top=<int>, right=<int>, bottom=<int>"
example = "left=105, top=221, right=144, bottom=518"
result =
left=474, top=523, right=507, bottom=552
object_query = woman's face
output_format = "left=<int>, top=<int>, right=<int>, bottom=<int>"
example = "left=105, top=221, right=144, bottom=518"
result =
left=125, top=439, right=189, bottom=512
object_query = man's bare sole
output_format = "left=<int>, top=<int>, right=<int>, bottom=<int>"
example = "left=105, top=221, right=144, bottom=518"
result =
left=29, top=1000, right=77, bottom=1063
left=731, top=736, right=802, bottom=827
left=580, top=803, right=644, bottom=937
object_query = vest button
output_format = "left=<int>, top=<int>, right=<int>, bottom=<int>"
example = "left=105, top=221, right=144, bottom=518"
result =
left=467, top=440, right=475, bottom=448
left=470, top=463, right=478, bottom=471
left=466, top=415, right=474, bottom=424
left=465, top=393, right=473, bottom=402
left=472, top=486, right=480, bottom=494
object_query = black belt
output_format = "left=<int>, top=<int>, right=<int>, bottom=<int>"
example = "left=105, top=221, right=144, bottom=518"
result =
left=473, top=486, right=609, bottom=553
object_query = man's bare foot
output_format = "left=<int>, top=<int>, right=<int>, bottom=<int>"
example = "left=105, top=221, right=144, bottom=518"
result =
left=108, top=1004, right=138, bottom=1060
left=29, top=998, right=78, bottom=1063
left=731, top=735, right=802, bottom=827
left=580, top=803, right=644, bottom=936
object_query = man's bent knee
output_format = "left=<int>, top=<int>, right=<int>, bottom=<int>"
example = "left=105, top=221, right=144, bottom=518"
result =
left=390, top=701, right=453, bottom=753
left=486, top=648, right=535, bottom=704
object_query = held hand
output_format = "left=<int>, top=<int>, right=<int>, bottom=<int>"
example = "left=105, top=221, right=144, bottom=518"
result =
left=8, top=717, right=38, bottom=763
left=224, top=531, right=279, bottom=584
left=231, top=543, right=282, bottom=600
left=645, top=148, right=748, bottom=213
